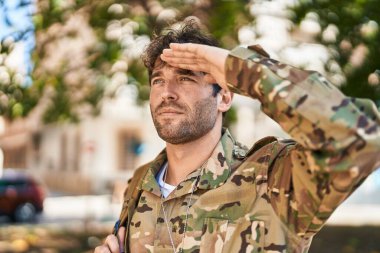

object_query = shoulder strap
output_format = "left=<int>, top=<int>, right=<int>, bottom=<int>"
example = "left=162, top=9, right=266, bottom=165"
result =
left=113, top=164, right=150, bottom=243
left=266, top=139, right=296, bottom=177
left=113, top=138, right=295, bottom=250
left=268, top=139, right=296, bottom=166
left=230, top=137, right=295, bottom=176
left=244, top=137, right=296, bottom=170
left=245, top=136, right=278, bottom=158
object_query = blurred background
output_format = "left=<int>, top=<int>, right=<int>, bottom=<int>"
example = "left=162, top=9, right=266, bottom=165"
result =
left=0, top=0, right=379, bottom=252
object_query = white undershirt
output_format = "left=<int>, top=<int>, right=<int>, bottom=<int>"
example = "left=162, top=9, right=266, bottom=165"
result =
left=156, top=162, right=176, bottom=198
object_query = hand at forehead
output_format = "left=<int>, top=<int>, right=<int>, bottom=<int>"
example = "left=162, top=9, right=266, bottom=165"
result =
left=160, top=43, right=229, bottom=90
left=152, top=57, right=216, bottom=85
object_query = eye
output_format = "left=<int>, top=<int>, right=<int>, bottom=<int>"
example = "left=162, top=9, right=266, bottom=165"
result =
left=151, top=78, right=164, bottom=85
left=179, top=76, right=195, bottom=82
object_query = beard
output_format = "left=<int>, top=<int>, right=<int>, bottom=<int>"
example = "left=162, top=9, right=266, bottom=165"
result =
left=151, top=97, right=218, bottom=144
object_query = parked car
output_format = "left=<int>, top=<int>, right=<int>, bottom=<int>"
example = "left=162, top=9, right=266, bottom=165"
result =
left=0, top=169, right=45, bottom=222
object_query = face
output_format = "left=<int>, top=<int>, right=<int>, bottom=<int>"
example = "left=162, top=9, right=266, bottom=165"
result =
left=149, top=61, right=218, bottom=144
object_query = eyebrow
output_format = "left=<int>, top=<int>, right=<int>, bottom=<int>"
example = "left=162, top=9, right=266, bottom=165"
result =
left=151, top=70, right=163, bottom=80
left=175, top=69, right=198, bottom=76
left=151, top=68, right=204, bottom=82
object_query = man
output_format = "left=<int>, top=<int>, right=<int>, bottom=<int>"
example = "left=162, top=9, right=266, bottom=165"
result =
left=95, top=21, right=380, bottom=253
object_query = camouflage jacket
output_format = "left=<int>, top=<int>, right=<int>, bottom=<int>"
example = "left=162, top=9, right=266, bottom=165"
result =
left=120, top=45, right=380, bottom=253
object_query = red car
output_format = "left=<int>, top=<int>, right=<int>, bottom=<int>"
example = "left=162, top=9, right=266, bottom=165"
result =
left=0, top=169, right=45, bottom=222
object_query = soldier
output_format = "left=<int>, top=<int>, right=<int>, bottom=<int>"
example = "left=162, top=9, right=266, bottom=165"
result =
left=95, top=21, right=380, bottom=253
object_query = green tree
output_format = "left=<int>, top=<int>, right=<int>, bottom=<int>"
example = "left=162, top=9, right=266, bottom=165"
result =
left=291, top=0, right=380, bottom=104
left=3, top=0, right=380, bottom=122
left=0, top=0, right=37, bottom=119
left=30, top=0, right=250, bottom=123
left=0, top=41, right=34, bottom=118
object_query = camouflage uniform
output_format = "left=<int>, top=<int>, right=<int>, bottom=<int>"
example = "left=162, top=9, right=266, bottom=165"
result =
left=119, top=45, right=380, bottom=253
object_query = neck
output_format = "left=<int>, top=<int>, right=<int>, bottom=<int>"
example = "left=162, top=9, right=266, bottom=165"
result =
left=165, top=121, right=222, bottom=186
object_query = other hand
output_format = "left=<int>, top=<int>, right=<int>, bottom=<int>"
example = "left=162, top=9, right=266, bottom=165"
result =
left=94, top=226, right=125, bottom=253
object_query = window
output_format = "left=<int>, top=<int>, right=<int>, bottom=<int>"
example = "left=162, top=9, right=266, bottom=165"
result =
left=72, top=130, right=81, bottom=171
left=3, top=146, right=27, bottom=169
left=60, top=133, right=67, bottom=171
left=117, top=131, right=140, bottom=171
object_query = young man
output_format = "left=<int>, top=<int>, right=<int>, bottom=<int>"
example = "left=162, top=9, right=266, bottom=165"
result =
left=95, top=22, right=380, bottom=253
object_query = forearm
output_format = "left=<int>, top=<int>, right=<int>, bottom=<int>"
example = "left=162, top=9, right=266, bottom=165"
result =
left=226, top=45, right=380, bottom=236
left=225, top=45, right=380, bottom=172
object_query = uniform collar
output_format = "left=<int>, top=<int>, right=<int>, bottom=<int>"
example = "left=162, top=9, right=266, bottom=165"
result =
left=140, top=150, right=167, bottom=197
left=196, top=129, right=236, bottom=190
left=140, top=129, right=244, bottom=199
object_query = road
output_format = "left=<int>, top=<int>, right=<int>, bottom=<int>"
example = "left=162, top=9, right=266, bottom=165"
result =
left=1, top=169, right=380, bottom=226
left=40, top=194, right=120, bottom=224
left=40, top=169, right=380, bottom=226
left=0, top=194, right=120, bottom=226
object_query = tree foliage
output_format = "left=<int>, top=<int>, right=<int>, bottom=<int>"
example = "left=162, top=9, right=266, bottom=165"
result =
left=29, top=0, right=250, bottom=123
left=0, top=0, right=37, bottom=119
left=291, top=0, right=380, bottom=104
left=2, top=0, right=379, bottom=123
left=0, top=42, right=35, bottom=118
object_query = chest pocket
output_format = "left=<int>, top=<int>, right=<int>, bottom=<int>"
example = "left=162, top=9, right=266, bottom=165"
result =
left=200, top=217, right=265, bottom=253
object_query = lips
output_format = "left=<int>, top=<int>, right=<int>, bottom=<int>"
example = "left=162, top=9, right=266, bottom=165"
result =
left=157, top=108, right=183, bottom=116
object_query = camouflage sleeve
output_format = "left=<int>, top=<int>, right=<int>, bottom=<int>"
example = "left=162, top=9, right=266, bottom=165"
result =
left=225, top=45, right=380, bottom=237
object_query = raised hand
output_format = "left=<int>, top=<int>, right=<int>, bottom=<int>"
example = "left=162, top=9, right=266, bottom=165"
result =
left=160, top=43, right=230, bottom=90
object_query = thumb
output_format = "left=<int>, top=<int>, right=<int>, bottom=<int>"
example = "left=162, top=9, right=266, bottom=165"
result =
left=204, top=74, right=217, bottom=85
left=117, top=226, right=126, bottom=253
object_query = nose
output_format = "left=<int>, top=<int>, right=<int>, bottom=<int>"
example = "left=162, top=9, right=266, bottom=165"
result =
left=161, top=81, right=178, bottom=101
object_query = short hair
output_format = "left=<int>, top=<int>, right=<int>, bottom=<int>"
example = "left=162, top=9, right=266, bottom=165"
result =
left=211, top=83, right=222, bottom=97
left=142, top=19, right=222, bottom=96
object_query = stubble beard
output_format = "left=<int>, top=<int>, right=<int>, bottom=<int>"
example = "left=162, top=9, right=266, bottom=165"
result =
left=151, top=97, right=218, bottom=144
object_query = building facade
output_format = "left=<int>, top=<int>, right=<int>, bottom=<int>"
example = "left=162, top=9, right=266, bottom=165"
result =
left=0, top=90, right=288, bottom=195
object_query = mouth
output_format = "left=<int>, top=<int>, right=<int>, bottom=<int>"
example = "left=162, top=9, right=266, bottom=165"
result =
left=156, top=108, right=184, bottom=117
left=158, top=111, right=183, bottom=116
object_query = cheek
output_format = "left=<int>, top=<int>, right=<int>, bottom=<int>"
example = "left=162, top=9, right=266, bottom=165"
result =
left=149, top=98, right=158, bottom=113
left=149, top=90, right=160, bottom=106
left=149, top=88, right=155, bottom=99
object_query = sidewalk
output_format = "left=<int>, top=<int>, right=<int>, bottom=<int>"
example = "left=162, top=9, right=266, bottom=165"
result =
left=40, top=194, right=120, bottom=225
left=328, top=204, right=380, bottom=226
left=327, top=169, right=380, bottom=226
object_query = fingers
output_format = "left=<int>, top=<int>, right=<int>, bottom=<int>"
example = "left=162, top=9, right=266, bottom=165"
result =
left=162, top=48, right=196, bottom=59
left=94, top=234, right=121, bottom=253
left=160, top=51, right=210, bottom=73
left=204, top=74, right=217, bottom=84
left=161, top=49, right=204, bottom=64
left=160, top=52, right=204, bottom=65
left=161, top=43, right=229, bottom=89
left=117, top=226, right=126, bottom=253
left=161, top=43, right=205, bottom=65
left=169, top=42, right=202, bottom=54
left=94, top=245, right=111, bottom=253
left=160, top=58, right=203, bottom=72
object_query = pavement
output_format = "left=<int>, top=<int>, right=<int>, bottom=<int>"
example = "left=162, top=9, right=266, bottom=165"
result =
left=40, top=194, right=120, bottom=225
left=1, top=169, right=380, bottom=227
left=40, top=187, right=380, bottom=227
left=0, top=194, right=120, bottom=228
left=39, top=169, right=380, bottom=227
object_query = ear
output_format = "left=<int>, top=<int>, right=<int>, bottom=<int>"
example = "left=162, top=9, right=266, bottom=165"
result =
left=217, top=89, right=233, bottom=113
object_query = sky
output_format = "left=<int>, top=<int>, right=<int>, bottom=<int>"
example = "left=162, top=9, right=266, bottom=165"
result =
left=0, top=0, right=35, bottom=79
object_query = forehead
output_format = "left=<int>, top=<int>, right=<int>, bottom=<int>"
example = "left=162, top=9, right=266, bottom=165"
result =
left=151, top=59, right=203, bottom=77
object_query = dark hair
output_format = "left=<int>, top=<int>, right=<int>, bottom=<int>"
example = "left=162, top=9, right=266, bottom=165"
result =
left=142, top=19, right=222, bottom=96
left=211, top=83, right=222, bottom=97
left=144, top=20, right=226, bottom=119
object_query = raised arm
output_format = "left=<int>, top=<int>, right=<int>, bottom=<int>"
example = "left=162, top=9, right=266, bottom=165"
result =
left=161, top=43, right=380, bottom=237
left=161, top=43, right=380, bottom=169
